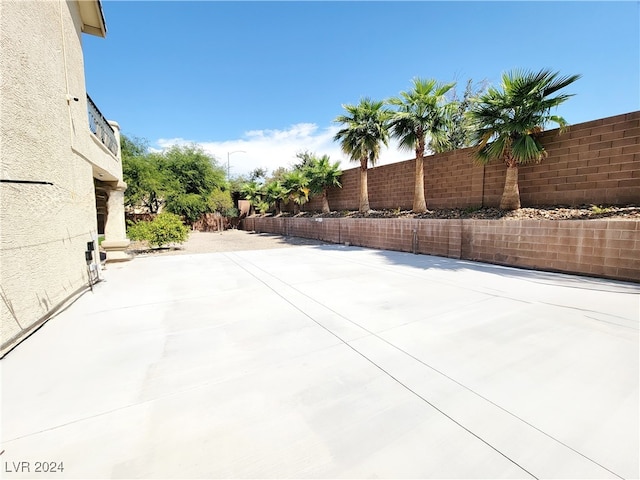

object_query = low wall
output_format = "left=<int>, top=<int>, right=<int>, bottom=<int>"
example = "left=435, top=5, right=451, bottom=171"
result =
left=241, top=217, right=640, bottom=283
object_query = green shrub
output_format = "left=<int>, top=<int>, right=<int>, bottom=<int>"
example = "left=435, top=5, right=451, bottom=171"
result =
left=127, top=212, right=189, bottom=247
left=591, top=204, right=613, bottom=215
left=223, top=207, right=239, bottom=218
left=209, top=188, right=234, bottom=213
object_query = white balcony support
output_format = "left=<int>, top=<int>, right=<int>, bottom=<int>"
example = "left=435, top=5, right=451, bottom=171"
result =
left=101, top=180, right=131, bottom=262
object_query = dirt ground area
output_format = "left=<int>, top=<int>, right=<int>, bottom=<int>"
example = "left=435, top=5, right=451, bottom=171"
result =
left=126, top=229, right=329, bottom=257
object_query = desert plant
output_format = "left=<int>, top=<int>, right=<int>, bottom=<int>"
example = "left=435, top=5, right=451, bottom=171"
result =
left=282, top=170, right=310, bottom=213
left=264, top=180, right=289, bottom=215
left=127, top=212, right=189, bottom=248
left=467, top=69, right=581, bottom=210
left=591, top=205, right=613, bottom=214
left=388, top=78, right=456, bottom=213
left=304, top=154, right=342, bottom=213
left=256, top=201, right=271, bottom=215
left=334, top=98, right=391, bottom=213
left=240, top=180, right=265, bottom=215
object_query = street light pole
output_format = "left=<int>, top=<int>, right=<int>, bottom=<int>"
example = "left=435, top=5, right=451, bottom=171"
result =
left=227, top=150, right=246, bottom=180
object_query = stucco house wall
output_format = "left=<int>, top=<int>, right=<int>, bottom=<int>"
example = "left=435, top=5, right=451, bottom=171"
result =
left=0, top=0, right=128, bottom=357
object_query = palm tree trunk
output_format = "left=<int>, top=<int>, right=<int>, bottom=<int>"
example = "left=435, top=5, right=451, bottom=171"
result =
left=413, top=148, right=427, bottom=212
left=321, top=189, right=330, bottom=214
left=359, top=157, right=370, bottom=213
left=500, top=164, right=521, bottom=210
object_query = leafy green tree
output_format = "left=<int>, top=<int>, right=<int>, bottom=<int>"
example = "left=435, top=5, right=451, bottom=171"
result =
left=334, top=98, right=391, bottom=213
left=208, top=188, right=234, bottom=213
left=165, top=193, right=208, bottom=224
left=121, top=134, right=148, bottom=159
left=163, top=145, right=226, bottom=197
left=127, top=212, right=189, bottom=247
left=121, top=137, right=232, bottom=222
left=294, top=150, right=315, bottom=170
left=228, top=174, right=250, bottom=196
left=122, top=154, right=164, bottom=213
left=446, top=79, right=487, bottom=150
left=304, top=154, right=342, bottom=213
left=267, top=167, right=290, bottom=184
left=388, top=78, right=455, bottom=213
left=249, top=167, right=268, bottom=182
left=121, top=135, right=167, bottom=213
left=162, top=145, right=227, bottom=222
left=467, top=69, right=581, bottom=210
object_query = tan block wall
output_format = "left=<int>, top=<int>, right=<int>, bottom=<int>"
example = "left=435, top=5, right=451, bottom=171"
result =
left=302, top=111, right=640, bottom=212
left=242, top=217, right=640, bottom=283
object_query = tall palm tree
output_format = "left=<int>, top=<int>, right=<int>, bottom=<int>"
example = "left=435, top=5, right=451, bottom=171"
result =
left=334, top=98, right=390, bottom=213
left=305, top=154, right=342, bottom=213
left=467, top=69, right=581, bottom=210
left=388, top=78, right=455, bottom=213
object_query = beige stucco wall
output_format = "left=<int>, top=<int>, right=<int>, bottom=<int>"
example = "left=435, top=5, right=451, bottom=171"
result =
left=0, top=0, right=123, bottom=356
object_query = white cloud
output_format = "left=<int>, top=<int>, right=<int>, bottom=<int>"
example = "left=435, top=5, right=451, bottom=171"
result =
left=154, top=123, right=412, bottom=178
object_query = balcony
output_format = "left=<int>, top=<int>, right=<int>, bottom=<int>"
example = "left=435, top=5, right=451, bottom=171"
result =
left=87, top=94, right=118, bottom=158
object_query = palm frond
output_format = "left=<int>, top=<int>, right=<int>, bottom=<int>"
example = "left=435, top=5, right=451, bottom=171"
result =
left=333, top=97, right=391, bottom=167
left=388, top=78, right=456, bottom=155
left=468, top=68, right=580, bottom=166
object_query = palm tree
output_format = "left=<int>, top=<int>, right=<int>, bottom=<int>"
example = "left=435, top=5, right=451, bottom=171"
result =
left=467, top=69, right=581, bottom=210
left=334, top=98, right=390, bottom=213
left=304, top=154, right=342, bottom=213
left=240, top=180, right=264, bottom=215
left=264, top=180, right=288, bottom=215
left=388, top=78, right=455, bottom=213
left=282, top=170, right=310, bottom=214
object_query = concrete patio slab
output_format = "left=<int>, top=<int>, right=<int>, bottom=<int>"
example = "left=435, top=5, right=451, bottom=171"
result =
left=2, top=244, right=638, bottom=479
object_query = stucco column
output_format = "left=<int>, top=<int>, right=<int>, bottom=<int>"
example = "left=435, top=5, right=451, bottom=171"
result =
left=109, top=120, right=122, bottom=160
left=100, top=120, right=131, bottom=262
left=101, top=181, right=131, bottom=262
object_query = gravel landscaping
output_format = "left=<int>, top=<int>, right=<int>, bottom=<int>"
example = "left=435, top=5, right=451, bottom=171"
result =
left=287, top=204, right=640, bottom=220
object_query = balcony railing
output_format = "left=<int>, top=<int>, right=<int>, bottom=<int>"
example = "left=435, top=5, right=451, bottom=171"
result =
left=87, top=94, right=118, bottom=158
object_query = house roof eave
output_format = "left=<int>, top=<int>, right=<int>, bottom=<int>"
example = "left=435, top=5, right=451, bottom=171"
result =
left=78, top=0, right=107, bottom=38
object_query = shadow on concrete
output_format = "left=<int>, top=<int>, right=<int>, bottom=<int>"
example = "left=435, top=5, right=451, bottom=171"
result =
left=249, top=232, right=332, bottom=247
left=311, top=243, right=640, bottom=295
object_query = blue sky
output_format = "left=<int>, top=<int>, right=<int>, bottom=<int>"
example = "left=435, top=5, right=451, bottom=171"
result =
left=83, top=1, right=640, bottom=177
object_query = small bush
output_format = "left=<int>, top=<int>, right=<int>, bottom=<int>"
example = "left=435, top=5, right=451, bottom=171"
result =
left=223, top=206, right=239, bottom=218
left=209, top=188, right=234, bottom=213
left=127, top=212, right=189, bottom=247
left=590, top=204, right=612, bottom=215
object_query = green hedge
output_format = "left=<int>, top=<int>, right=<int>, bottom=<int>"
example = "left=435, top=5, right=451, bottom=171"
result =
left=127, top=212, right=189, bottom=247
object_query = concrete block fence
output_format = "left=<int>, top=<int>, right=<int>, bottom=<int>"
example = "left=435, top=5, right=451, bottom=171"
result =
left=241, top=216, right=640, bottom=283
left=298, top=111, right=640, bottom=212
